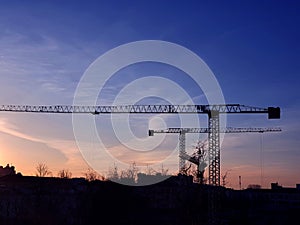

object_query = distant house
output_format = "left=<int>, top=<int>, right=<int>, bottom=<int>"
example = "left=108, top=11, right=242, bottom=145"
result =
left=0, top=164, right=16, bottom=177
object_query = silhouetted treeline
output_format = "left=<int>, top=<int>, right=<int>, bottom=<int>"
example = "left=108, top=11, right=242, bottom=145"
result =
left=0, top=174, right=299, bottom=225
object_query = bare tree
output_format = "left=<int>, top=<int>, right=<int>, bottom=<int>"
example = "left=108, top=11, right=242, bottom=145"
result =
left=121, top=162, right=138, bottom=179
left=57, top=169, right=72, bottom=179
left=107, top=164, right=119, bottom=182
left=83, top=167, right=104, bottom=181
left=221, top=170, right=231, bottom=187
left=35, top=163, right=51, bottom=177
left=120, top=162, right=139, bottom=184
left=145, top=164, right=157, bottom=175
left=107, top=162, right=139, bottom=184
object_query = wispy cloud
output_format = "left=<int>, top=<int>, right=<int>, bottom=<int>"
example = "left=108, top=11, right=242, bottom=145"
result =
left=0, top=29, right=94, bottom=105
left=0, top=118, right=82, bottom=169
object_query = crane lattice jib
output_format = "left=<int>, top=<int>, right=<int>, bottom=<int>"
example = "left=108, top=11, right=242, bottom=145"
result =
left=0, top=104, right=280, bottom=118
left=149, top=127, right=282, bottom=134
left=149, top=126, right=281, bottom=186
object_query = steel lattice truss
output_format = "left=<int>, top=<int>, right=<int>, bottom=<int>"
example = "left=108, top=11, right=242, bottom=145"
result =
left=149, top=127, right=282, bottom=134
left=149, top=126, right=281, bottom=185
left=0, top=104, right=278, bottom=115
left=0, top=104, right=280, bottom=185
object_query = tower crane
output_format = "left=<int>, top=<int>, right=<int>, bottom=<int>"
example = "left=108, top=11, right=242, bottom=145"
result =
left=149, top=126, right=282, bottom=225
left=0, top=104, right=280, bottom=186
left=149, top=127, right=282, bottom=183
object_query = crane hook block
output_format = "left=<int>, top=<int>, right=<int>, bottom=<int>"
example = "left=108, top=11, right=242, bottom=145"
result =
left=268, top=107, right=280, bottom=119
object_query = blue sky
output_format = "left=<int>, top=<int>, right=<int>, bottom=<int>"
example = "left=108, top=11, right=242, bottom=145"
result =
left=0, top=0, right=299, bottom=188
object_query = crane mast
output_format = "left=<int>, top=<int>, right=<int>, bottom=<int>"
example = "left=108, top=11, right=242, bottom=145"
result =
left=149, top=127, right=282, bottom=182
left=0, top=104, right=280, bottom=186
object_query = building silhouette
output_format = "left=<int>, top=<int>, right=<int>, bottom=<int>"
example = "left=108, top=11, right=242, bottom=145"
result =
left=0, top=164, right=16, bottom=177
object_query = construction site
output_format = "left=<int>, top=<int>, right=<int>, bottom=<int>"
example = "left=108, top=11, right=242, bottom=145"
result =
left=1, top=103, right=299, bottom=225
left=1, top=0, right=299, bottom=224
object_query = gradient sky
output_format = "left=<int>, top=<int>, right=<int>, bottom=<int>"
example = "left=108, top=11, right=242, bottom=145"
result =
left=0, top=0, right=299, bottom=189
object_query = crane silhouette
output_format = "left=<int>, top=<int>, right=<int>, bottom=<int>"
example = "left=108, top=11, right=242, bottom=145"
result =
left=0, top=103, right=280, bottom=186
left=149, top=127, right=281, bottom=184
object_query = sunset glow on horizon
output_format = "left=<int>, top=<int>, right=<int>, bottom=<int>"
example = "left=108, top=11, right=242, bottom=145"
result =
left=0, top=1, right=299, bottom=190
